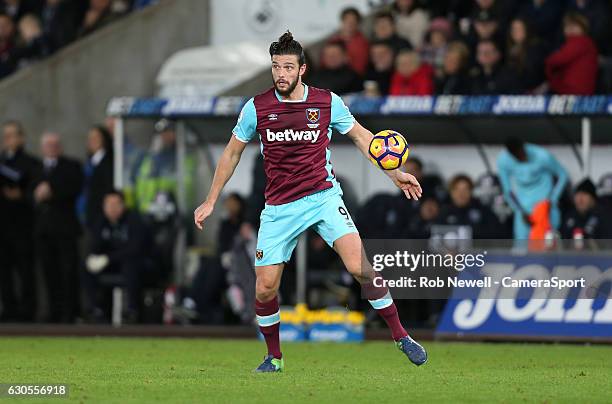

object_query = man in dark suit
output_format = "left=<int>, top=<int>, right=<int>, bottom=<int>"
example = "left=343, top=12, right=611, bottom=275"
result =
left=0, top=120, right=41, bottom=322
left=33, top=132, right=83, bottom=323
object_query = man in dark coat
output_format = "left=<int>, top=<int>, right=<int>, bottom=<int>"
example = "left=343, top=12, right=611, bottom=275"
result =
left=0, top=120, right=41, bottom=321
left=33, top=132, right=83, bottom=323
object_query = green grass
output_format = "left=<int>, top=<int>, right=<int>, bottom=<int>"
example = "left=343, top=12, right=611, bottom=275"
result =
left=0, top=337, right=610, bottom=403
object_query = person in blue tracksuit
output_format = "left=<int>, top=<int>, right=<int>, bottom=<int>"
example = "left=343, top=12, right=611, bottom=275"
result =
left=497, top=137, right=569, bottom=239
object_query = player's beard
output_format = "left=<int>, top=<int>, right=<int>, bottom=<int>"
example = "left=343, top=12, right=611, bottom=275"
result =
left=274, top=76, right=299, bottom=97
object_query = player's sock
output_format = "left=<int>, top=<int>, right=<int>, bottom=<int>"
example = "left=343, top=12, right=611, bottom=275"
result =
left=255, top=296, right=282, bottom=359
left=363, top=278, right=408, bottom=341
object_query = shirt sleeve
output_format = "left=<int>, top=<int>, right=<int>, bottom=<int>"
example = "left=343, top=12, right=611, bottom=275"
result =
left=330, top=92, right=355, bottom=135
left=542, top=149, right=568, bottom=203
left=232, top=98, right=257, bottom=143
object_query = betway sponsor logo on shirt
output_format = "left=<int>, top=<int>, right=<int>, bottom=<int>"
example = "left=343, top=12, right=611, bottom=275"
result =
left=266, top=129, right=320, bottom=143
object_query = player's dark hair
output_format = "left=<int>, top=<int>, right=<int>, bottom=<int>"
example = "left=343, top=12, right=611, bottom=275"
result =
left=341, top=7, right=362, bottom=23
left=269, top=31, right=305, bottom=66
left=505, top=136, right=525, bottom=157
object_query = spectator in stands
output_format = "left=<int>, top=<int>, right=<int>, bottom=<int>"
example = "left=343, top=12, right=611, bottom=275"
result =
left=389, top=50, right=434, bottom=95
left=328, top=7, right=369, bottom=76
left=78, top=0, right=121, bottom=37
left=80, top=125, right=114, bottom=230
left=34, top=132, right=83, bottom=323
left=471, top=39, right=520, bottom=95
left=0, top=0, right=40, bottom=22
left=561, top=178, right=612, bottom=240
left=597, top=173, right=612, bottom=209
left=217, top=193, right=246, bottom=256
left=497, top=137, right=568, bottom=240
left=372, top=11, right=412, bottom=54
left=435, top=41, right=472, bottom=95
left=403, top=155, right=446, bottom=201
left=404, top=196, right=440, bottom=239
left=40, top=0, right=79, bottom=52
left=518, top=0, right=564, bottom=45
left=465, top=9, right=504, bottom=55
left=309, top=40, right=362, bottom=95
left=545, top=13, right=598, bottom=95
left=420, top=17, right=452, bottom=80
left=364, top=39, right=395, bottom=96
left=567, top=0, right=611, bottom=55
left=0, top=120, right=41, bottom=322
left=505, top=17, right=547, bottom=93
left=83, top=190, right=152, bottom=323
left=437, top=174, right=502, bottom=238
left=0, top=13, right=16, bottom=78
left=390, top=0, right=429, bottom=49
left=13, top=14, right=50, bottom=68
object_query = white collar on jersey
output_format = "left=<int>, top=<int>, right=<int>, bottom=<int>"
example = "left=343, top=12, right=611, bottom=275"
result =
left=274, top=83, right=309, bottom=103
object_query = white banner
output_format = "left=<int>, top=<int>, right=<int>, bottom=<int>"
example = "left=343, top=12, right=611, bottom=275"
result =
left=211, top=0, right=371, bottom=45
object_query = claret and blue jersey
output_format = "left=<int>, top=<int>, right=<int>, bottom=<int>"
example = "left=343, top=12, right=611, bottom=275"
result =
left=233, top=84, right=355, bottom=205
left=232, top=84, right=359, bottom=266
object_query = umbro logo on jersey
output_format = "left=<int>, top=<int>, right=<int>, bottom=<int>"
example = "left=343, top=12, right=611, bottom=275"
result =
left=268, top=113, right=278, bottom=121
left=266, top=129, right=320, bottom=143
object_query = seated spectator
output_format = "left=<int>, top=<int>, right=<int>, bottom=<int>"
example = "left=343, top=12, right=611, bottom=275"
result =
left=471, top=39, right=520, bottom=94
left=545, top=13, right=598, bottom=95
left=0, top=0, right=40, bottom=22
left=309, top=40, right=362, bottom=95
left=364, top=39, right=395, bottom=96
left=78, top=0, right=122, bottom=38
left=561, top=179, right=612, bottom=239
left=518, top=0, right=564, bottom=45
left=567, top=0, right=611, bottom=55
left=403, top=155, right=446, bottom=201
left=83, top=190, right=152, bottom=323
left=372, top=11, right=412, bottom=54
left=435, top=41, right=472, bottom=95
left=13, top=14, right=50, bottom=68
left=597, top=173, right=612, bottom=209
left=389, top=50, right=434, bottom=95
left=40, top=0, right=79, bottom=52
left=0, top=13, right=15, bottom=78
left=328, top=7, right=369, bottom=76
left=465, top=9, right=505, bottom=56
left=437, top=174, right=501, bottom=238
left=390, top=0, right=429, bottom=49
left=420, top=17, right=452, bottom=79
left=404, top=196, right=440, bottom=239
left=218, top=193, right=246, bottom=257
left=505, top=17, right=547, bottom=92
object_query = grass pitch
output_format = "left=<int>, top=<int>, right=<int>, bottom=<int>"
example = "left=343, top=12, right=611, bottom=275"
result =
left=0, top=337, right=610, bottom=403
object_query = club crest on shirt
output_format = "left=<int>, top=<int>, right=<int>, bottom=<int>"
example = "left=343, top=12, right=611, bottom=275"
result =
left=306, top=108, right=320, bottom=128
left=256, top=249, right=264, bottom=260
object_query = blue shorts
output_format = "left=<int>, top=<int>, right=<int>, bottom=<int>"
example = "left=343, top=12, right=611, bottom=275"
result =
left=255, top=186, right=358, bottom=267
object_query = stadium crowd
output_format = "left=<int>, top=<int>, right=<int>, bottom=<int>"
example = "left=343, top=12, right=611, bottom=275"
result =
left=308, top=0, right=612, bottom=96
left=0, top=0, right=158, bottom=80
left=2, top=0, right=612, bottom=326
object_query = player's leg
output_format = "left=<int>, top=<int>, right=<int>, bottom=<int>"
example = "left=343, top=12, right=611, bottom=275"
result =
left=333, top=233, right=427, bottom=366
left=254, top=263, right=285, bottom=373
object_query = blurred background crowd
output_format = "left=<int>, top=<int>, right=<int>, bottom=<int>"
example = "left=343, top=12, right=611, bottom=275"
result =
left=1, top=0, right=612, bottom=328
left=0, top=0, right=158, bottom=79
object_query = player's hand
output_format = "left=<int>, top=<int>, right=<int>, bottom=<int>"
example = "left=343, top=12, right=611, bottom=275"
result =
left=194, top=200, right=214, bottom=230
left=393, top=170, right=422, bottom=200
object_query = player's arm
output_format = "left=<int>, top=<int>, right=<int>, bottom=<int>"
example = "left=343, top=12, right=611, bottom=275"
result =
left=345, top=122, right=422, bottom=200
left=194, top=98, right=256, bottom=230
left=194, top=136, right=247, bottom=230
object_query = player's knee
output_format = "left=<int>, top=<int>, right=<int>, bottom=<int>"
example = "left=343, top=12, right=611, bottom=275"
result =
left=255, top=278, right=278, bottom=302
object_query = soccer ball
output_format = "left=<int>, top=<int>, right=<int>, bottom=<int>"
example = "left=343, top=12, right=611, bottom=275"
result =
left=368, top=130, right=410, bottom=170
